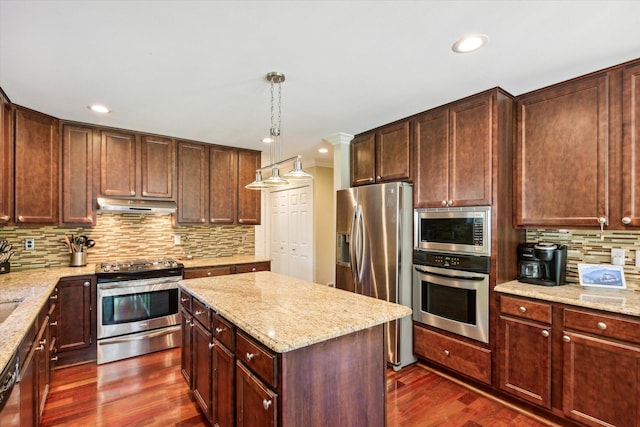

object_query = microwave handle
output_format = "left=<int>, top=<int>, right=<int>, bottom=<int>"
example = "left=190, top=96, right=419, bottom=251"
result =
left=414, top=266, right=486, bottom=282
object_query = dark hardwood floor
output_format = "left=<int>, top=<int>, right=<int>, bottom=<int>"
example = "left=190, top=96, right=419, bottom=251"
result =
left=42, top=348, right=556, bottom=427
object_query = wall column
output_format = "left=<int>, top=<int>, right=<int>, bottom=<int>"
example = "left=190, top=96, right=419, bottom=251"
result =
left=325, top=132, right=354, bottom=191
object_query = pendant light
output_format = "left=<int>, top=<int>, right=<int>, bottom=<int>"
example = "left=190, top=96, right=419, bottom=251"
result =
left=245, top=72, right=312, bottom=190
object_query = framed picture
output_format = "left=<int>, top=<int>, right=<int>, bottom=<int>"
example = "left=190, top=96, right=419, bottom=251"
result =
left=578, top=263, right=626, bottom=289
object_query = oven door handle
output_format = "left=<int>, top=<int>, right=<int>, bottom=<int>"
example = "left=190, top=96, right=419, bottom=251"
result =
left=98, top=326, right=181, bottom=344
left=414, top=266, right=486, bottom=282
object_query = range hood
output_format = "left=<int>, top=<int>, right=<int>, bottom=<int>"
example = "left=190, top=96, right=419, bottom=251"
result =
left=97, top=197, right=177, bottom=214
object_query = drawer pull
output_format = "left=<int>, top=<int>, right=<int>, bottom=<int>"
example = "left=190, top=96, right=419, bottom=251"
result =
left=597, top=322, right=607, bottom=330
left=208, top=342, right=216, bottom=350
left=50, top=320, right=58, bottom=327
left=194, top=310, right=205, bottom=316
left=563, top=335, right=571, bottom=343
left=83, top=281, right=91, bottom=287
left=518, top=306, right=527, bottom=313
left=50, top=294, right=58, bottom=300
left=181, top=297, right=189, bottom=303
left=246, top=352, right=256, bottom=361
left=189, top=321, right=194, bottom=328
left=215, top=327, right=226, bottom=335
left=443, top=350, right=450, bottom=356
left=263, top=399, right=272, bottom=410
left=35, top=344, right=44, bottom=351
left=541, top=330, right=549, bottom=337
left=207, top=272, right=212, bottom=276
left=50, top=355, right=58, bottom=362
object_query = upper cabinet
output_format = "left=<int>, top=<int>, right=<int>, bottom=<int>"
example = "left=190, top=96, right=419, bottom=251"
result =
left=237, top=150, right=261, bottom=225
left=177, top=141, right=209, bottom=224
left=209, top=146, right=237, bottom=224
left=14, top=106, right=60, bottom=224
left=350, top=121, right=411, bottom=186
left=413, top=89, right=507, bottom=208
left=99, top=130, right=175, bottom=200
left=515, top=58, right=640, bottom=230
left=61, top=124, right=94, bottom=225
left=0, top=90, right=12, bottom=224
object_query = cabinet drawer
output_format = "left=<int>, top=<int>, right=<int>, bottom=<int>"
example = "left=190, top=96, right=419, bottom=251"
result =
left=192, top=298, right=211, bottom=330
left=180, top=291, right=192, bottom=312
left=500, top=295, right=552, bottom=324
left=413, top=325, right=491, bottom=384
left=183, top=265, right=234, bottom=279
left=212, top=313, right=235, bottom=350
left=564, top=308, right=640, bottom=345
left=235, top=262, right=270, bottom=274
left=236, top=331, right=277, bottom=388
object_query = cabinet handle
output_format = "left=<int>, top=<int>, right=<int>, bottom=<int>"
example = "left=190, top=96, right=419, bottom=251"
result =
left=86, top=217, right=93, bottom=223
left=622, top=217, right=632, bottom=224
left=263, top=399, right=272, bottom=410
left=541, top=330, right=549, bottom=337
left=368, top=177, right=374, bottom=182
left=50, top=294, right=58, bottom=300
left=447, top=200, right=453, bottom=207
left=35, top=344, right=44, bottom=351
left=208, top=342, right=216, bottom=350
left=207, top=272, right=212, bottom=276
left=181, top=297, right=189, bottom=303
left=17, top=215, right=24, bottom=222
left=194, top=310, right=205, bottom=316
left=39, top=339, right=46, bottom=346
left=0, top=215, right=9, bottom=221
left=50, top=320, right=58, bottom=326
left=201, top=218, right=205, bottom=223
left=443, top=350, right=450, bottom=356
left=251, top=268, right=256, bottom=272
left=50, top=356, right=58, bottom=362
left=246, top=352, right=256, bottom=361
left=562, top=335, right=571, bottom=343
left=215, top=327, right=225, bottom=334
left=441, top=200, right=447, bottom=207
left=210, top=218, right=215, bottom=222
left=83, top=281, right=91, bottom=287
left=376, top=175, right=381, bottom=180
left=189, top=321, right=194, bottom=328
left=518, top=306, right=527, bottom=313
left=597, top=321, right=607, bottom=330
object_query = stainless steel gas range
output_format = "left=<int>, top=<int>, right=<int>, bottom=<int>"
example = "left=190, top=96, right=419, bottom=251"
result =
left=95, top=259, right=184, bottom=364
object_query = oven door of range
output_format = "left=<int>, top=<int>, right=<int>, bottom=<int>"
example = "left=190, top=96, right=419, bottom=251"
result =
left=412, top=264, right=490, bottom=343
left=97, top=278, right=181, bottom=340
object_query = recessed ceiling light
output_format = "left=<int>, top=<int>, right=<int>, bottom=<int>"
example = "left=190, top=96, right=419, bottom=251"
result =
left=262, top=137, right=274, bottom=144
left=88, top=104, right=110, bottom=113
left=318, top=148, right=328, bottom=154
left=452, top=34, right=489, bottom=53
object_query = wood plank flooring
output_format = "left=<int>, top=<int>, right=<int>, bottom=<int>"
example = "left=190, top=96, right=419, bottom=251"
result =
left=42, top=348, right=555, bottom=427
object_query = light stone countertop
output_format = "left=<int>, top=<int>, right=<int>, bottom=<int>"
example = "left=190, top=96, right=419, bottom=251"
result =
left=180, top=271, right=412, bottom=353
left=0, top=265, right=96, bottom=376
left=180, top=255, right=270, bottom=269
left=495, top=280, right=640, bottom=317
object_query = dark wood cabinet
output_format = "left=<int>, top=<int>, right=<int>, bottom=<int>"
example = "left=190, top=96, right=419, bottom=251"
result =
left=55, top=277, right=93, bottom=355
left=212, top=339, right=235, bottom=427
left=99, top=129, right=137, bottom=197
left=183, top=261, right=270, bottom=279
left=14, top=106, right=59, bottom=224
left=237, top=150, right=261, bottom=225
left=209, top=146, right=238, bottom=224
left=621, top=61, right=640, bottom=227
left=350, top=122, right=410, bottom=187
left=413, top=90, right=496, bottom=208
left=61, top=124, right=94, bottom=225
left=0, top=89, right=12, bottom=225
left=236, top=361, right=277, bottom=427
left=141, top=135, right=175, bottom=199
left=192, top=319, right=213, bottom=419
left=181, top=307, right=194, bottom=386
left=177, top=140, right=208, bottom=224
left=498, top=296, right=552, bottom=409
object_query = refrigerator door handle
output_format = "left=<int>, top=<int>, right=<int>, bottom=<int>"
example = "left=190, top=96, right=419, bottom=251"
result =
left=349, top=206, right=359, bottom=293
left=355, top=206, right=365, bottom=292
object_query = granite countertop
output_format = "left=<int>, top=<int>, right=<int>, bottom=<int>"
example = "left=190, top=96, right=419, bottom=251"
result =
left=180, top=255, right=270, bottom=269
left=495, top=280, right=640, bottom=317
left=0, top=265, right=96, bottom=376
left=180, top=271, right=412, bottom=353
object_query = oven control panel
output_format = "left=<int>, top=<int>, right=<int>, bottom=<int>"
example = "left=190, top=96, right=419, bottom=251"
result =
left=413, top=250, right=490, bottom=274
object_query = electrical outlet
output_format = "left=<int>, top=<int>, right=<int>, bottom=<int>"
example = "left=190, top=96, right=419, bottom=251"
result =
left=241, top=233, right=247, bottom=242
left=636, top=250, right=640, bottom=268
left=24, top=238, right=35, bottom=250
left=173, top=235, right=181, bottom=245
left=611, top=248, right=625, bottom=266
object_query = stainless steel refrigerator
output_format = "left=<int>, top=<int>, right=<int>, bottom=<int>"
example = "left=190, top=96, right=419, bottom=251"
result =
left=336, top=182, right=416, bottom=370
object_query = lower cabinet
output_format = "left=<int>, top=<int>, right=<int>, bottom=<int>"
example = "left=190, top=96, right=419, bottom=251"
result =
left=183, top=261, right=270, bottom=279
left=236, top=361, right=277, bottom=427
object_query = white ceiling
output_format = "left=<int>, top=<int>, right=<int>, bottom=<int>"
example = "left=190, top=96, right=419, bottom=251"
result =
left=1, top=0, right=639, bottom=166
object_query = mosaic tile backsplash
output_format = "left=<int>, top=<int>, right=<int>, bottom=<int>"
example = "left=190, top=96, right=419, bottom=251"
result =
left=1, top=213, right=255, bottom=271
left=527, top=229, right=640, bottom=291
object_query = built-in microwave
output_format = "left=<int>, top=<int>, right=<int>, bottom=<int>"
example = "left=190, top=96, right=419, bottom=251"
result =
left=414, top=206, right=491, bottom=256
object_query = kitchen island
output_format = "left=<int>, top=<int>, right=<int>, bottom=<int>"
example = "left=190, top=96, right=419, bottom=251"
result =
left=179, top=271, right=412, bottom=427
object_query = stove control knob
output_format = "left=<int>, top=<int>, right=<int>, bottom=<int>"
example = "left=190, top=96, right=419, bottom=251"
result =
left=172, top=261, right=178, bottom=267
left=113, top=266, right=119, bottom=272
left=103, top=265, right=110, bottom=272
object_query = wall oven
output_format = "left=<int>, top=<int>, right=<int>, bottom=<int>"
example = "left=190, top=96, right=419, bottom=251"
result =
left=413, top=250, right=490, bottom=343
left=414, top=206, right=491, bottom=256
left=96, top=259, right=183, bottom=364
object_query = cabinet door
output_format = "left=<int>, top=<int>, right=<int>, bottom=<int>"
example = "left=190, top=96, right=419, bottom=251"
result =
left=235, top=262, right=271, bottom=274
left=412, top=108, right=449, bottom=208
left=622, top=62, right=640, bottom=227
left=212, top=340, right=235, bottom=427
left=499, top=317, right=551, bottom=409
left=141, top=135, right=175, bottom=199
left=193, top=319, right=213, bottom=420
left=563, top=331, right=640, bottom=427
left=350, top=132, right=376, bottom=186
left=0, top=92, right=12, bottom=224
left=209, top=146, right=237, bottom=224
left=376, top=121, right=411, bottom=182
left=236, top=361, right=277, bottom=427
left=237, top=150, right=261, bottom=225
left=62, top=125, right=94, bottom=225
left=516, top=73, right=610, bottom=228
left=449, top=93, right=493, bottom=207
left=36, top=314, right=50, bottom=419
left=14, top=107, right=59, bottom=224
left=100, top=130, right=137, bottom=197
left=177, top=141, right=208, bottom=224
left=181, top=308, right=194, bottom=386
left=56, top=278, right=92, bottom=353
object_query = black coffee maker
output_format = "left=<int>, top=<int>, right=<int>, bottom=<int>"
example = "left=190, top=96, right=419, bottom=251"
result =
left=517, top=242, right=567, bottom=286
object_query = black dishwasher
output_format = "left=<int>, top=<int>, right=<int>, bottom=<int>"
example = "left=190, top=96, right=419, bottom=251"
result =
left=0, top=352, right=20, bottom=426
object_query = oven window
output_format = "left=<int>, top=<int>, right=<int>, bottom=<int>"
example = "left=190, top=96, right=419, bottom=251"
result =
left=421, top=281, right=476, bottom=325
left=421, top=218, right=476, bottom=245
left=102, top=288, right=179, bottom=325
